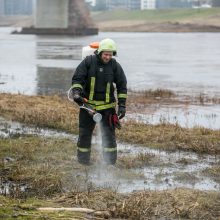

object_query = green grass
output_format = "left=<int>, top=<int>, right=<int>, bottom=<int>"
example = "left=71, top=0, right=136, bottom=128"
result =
left=0, top=196, right=84, bottom=220
left=92, top=8, right=220, bottom=23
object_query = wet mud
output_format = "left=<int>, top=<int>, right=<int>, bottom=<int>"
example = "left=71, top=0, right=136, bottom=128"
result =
left=0, top=118, right=219, bottom=195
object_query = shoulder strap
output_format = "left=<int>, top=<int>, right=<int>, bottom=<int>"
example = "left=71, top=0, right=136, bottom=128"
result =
left=84, top=55, right=98, bottom=79
left=85, top=55, right=93, bottom=69
left=111, top=58, right=117, bottom=73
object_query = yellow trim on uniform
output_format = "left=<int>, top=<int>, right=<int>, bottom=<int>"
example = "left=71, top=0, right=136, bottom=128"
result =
left=77, top=147, right=91, bottom=152
left=71, top=84, right=83, bottom=90
left=103, top=147, right=117, bottom=152
left=118, top=93, right=127, bottom=99
left=89, top=77, right=95, bottom=101
left=106, top=82, right=110, bottom=103
left=87, top=101, right=116, bottom=111
left=87, top=100, right=106, bottom=105
left=94, top=103, right=116, bottom=111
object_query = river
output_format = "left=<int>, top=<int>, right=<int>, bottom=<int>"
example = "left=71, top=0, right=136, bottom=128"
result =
left=0, top=28, right=220, bottom=128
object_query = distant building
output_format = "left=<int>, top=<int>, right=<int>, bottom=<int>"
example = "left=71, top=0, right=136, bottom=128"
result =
left=93, top=0, right=212, bottom=10
left=141, top=0, right=156, bottom=9
left=0, top=0, right=33, bottom=15
left=0, top=0, right=5, bottom=15
left=106, top=0, right=141, bottom=10
left=190, top=0, right=212, bottom=8
left=85, top=0, right=96, bottom=7
left=106, top=0, right=128, bottom=10
left=128, top=0, right=141, bottom=10
left=156, top=0, right=192, bottom=9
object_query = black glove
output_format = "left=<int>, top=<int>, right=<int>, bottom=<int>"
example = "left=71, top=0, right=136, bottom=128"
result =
left=71, top=89, right=84, bottom=106
left=117, top=105, right=126, bottom=119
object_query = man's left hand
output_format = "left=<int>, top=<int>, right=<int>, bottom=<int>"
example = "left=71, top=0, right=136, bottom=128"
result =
left=118, top=105, right=126, bottom=119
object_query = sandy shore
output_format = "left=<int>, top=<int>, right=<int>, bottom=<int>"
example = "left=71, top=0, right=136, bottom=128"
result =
left=0, top=16, right=33, bottom=27
left=1, top=15, right=220, bottom=32
left=96, top=20, right=220, bottom=32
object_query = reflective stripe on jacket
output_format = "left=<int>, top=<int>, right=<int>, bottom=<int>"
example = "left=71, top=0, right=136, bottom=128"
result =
left=72, top=55, right=127, bottom=110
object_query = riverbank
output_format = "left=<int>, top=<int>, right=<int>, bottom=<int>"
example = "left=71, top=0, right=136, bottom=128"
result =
left=0, top=15, right=33, bottom=27
left=1, top=188, right=219, bottom=219
left=0, top=93, right=220, bottom=154
left=0, top=92, right=220, bottom=219
left=1, top=9, right=220, bottom=33
left=0, top=134, right=219, bottom=220
left=92, top=8, right=220, bottom=32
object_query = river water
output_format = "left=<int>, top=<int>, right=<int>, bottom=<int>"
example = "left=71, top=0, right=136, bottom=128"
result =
left=0, top=28, right=220, bottom=128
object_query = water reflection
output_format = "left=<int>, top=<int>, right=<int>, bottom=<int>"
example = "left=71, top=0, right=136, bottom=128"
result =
left=0, top=28, right=220, bottom=129
left=1, top=29, right=220, bottom=96
left=36, top=66, right=73, bottom=95
left=37, top=41, right=82, bottom=60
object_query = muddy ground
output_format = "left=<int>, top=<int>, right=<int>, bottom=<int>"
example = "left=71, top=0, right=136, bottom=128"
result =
left=0, top=92, right=220, bottom=219
left=0, top=133, right=219, bottom=220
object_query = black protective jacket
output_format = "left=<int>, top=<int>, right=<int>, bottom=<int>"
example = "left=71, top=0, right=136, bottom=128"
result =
left=72, top=54, right=127, bottom=109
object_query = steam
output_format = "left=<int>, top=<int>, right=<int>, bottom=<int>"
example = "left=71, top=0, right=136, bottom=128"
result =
left=91, top=122, right=120, bottom=191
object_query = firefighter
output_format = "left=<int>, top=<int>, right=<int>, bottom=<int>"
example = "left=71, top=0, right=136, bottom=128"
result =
left=71, top=38, right=127, bottom=165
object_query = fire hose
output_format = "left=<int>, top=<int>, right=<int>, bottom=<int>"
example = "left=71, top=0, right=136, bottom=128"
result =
left=67, top=88, right=102, bottom=123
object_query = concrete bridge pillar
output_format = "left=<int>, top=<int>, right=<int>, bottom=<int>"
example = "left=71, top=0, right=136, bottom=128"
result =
left=35, top=0, right=68, bottom=28
left=14, top=0, right=98, bottom=35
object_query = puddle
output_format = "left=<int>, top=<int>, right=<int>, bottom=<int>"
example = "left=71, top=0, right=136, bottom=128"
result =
left=126, top=103, right=220, bottom=129
left=0, top=117, right=76, bottom=140
left=84, top=142, right=220, bottom=193
left=0, top=118, right=219, bottom=193
left=0, top=179, right=28, bottom=196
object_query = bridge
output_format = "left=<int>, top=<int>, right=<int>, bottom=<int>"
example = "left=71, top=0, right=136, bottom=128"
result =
left=13, top=0, right=98, bottom=35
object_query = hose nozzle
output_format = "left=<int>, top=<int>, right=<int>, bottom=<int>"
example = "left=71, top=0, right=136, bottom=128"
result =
left=93, top=113, right=102, bottom=123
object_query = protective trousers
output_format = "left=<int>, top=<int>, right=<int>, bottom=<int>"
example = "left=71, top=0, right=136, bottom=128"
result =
left=77, top=108, right=117, bottom=165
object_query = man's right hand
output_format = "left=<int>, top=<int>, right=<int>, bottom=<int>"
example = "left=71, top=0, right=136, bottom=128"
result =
left=71, top=89, right=84, bottom=106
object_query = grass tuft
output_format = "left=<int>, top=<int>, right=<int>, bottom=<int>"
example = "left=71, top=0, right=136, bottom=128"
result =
left=0, top=93, right=220, bottom=154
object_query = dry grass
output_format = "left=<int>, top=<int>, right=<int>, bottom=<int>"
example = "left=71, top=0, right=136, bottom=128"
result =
left=55, top=188, right=220, bottom=220
left=117, top=152, right=156, bottom=169
left=198, top=92, right=220, bottom=105
left=1, top=188, right=219, bottom=219
left=173, top=172, right=199, bottom=184
left=128, top=89, right=220, bottom=106
left=0, top=93, right=220, bottom=154
left=201, top=165, right=220, bottom=184
left=0, top=195, right=84, bottom=219
left=118, top=121, right=220, bottom=154
left=144, top=89, right=175, bottom=99
left=0, top=129, right=219, bottom=219
left=0, top=93, right=79, bottom=133
left=0, top=136, right=76, bottom=198
left=127, top=89, right=178, bottom=106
